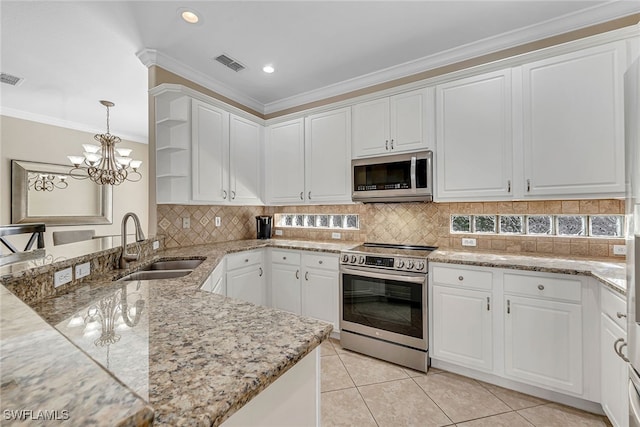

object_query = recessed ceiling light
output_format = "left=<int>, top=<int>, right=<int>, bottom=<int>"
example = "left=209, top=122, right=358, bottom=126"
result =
left=263, top=65, right=275, bottom=74
left=179, top=8, right=199, bottom=24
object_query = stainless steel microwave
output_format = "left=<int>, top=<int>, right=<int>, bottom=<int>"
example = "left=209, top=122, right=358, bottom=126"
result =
left=352, top=151, right=433, bottom=202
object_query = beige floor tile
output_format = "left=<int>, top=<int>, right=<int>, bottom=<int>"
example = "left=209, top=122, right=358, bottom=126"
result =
left=456, top=411, right=534, bottom=427
left=479, top=382, right=547, bottom=410
left=339, top=351, right=409, bottom=386
left=358, top=378, right=452, bottom=427
left=403, top=367, right=428, bottom=378
left=321, top=339, right=337, bottom=356
left=518, top=403, right=609, bottom=427
left=329, top=337, right=347, bottom=353
left=321, top=388, right=377, bottom=427
left=414, top=373, right=511, bottom=423
left=321, top=355, right=355, bottom=392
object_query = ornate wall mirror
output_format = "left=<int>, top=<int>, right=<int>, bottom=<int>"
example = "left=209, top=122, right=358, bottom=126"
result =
left=11, top=160, right=112, bottom=225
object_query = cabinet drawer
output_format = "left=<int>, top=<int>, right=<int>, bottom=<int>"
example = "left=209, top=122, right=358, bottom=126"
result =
left=271, top=249, right=301, bottom=266
left=302, top=252, right=338, bottom=271
left=226, top=250, right=263, bottom=270
left=431, top=264, right=493, bottom=290
left=504, top=273, right=581, bottom=302
left=601, top=286, right=626, bottom=331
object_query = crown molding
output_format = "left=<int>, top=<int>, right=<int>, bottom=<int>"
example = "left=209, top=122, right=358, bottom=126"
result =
left=263, top=3, right=640, bottom=114
left=0, top=107, right=147, bottom=144
left=136, top=48, right=265, bottom=114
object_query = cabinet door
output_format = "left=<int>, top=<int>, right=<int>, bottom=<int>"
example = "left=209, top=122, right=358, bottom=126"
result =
left=305, top=107, right=352, bottom=203
left=271, top=263, right=301, bottom=315
left=229, top=115, right=262, bottom=204
left=521, top=41, right=626, bottom=197
left=435, top=70, right=513, bottom=201
left=504, top=295, right=582, bottom=394
left=227, top=264, right=265, bottom=306
left=265, top=118, right=305, bottom=204
left=432, top=285, right=493, bottom=371
left=601, top=313, right=629, bottom=427
left=389, top=88, right=433, bottom=153
left=302, top=267, right=338, bottom=330
left=192, top=99, right=229, bottom=202
left=352, top=97, right=390, bottom=158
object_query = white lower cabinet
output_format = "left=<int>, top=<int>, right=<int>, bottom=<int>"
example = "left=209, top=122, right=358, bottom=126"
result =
left=432, top=285, right=493, bottom=371
left=271, top=250, right=302, bottom=314
left=201, top=262, right=226, bottom=296
left=600, top=287, right=629, bottom=427
left=226, top=250, right=266, bottom=306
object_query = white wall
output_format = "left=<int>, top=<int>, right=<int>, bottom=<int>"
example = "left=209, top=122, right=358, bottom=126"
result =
left=1, top=115, right=149, bottom=248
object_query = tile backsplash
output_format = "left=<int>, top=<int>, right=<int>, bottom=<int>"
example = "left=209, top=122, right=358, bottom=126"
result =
left=158, top=199, right=625, bottom=259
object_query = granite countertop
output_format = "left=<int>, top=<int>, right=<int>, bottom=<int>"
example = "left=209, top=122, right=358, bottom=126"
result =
left=20, top=239, right=342, bottom=426
left=428, top=249, right=626, bottom=295
left=1, top=237, right=627, bottom=426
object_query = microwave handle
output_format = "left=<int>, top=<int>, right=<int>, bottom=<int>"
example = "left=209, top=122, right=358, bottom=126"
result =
left=410, top=156, right=417, bottom=190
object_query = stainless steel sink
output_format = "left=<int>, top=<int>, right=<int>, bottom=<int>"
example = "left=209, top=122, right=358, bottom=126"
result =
left=117, top=270, right=193, bottom=281
left=140, top=259, right=204, bottom=271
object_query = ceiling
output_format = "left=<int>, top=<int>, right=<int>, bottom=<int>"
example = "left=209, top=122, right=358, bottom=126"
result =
left=1, top=1, right=639, bottom=143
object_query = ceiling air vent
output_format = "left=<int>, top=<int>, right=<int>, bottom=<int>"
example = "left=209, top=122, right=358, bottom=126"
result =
left=214, top=54, right=245, bottom=72
left=1, top=72, right=24, bottom=86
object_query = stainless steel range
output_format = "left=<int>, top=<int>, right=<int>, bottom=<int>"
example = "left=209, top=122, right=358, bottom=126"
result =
left=339, top=243, right=436, bottom=372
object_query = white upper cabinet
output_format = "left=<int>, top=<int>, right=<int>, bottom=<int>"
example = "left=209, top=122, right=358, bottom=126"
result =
left=229, top=115, right=262, bottom=204
left=521, top=41, right=626, bottom=198
left=265, top=118, right=306, bottom=204
left=192, top=99, right=229, bottom=203
left=435, top=70, right=513, bottom=201
left=304, top=107, right=352, bottom=203
left=352, top=88, right=434, bottom=158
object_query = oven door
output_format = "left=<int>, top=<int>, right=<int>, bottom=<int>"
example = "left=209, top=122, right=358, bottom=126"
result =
left=340, top=266, right=427, bottom=350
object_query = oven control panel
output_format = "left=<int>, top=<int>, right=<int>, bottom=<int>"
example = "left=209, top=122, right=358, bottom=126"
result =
left=340, top=253, right=427, bottom=273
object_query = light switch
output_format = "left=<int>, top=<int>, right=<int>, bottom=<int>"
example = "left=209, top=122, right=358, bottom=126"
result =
left=75, top=262, right=90, bottom=280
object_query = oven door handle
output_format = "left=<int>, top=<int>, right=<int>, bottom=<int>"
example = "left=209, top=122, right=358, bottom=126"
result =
left=341, top=267, right=425, bottom=284
left=410, top=156, right=417, bottom=190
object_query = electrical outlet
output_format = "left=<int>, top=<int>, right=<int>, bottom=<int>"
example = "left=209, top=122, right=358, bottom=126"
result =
left=462, top=238, right=477, bottom=247
left=275, top=229, right=283, bottom=236
left=54, top=267, right=73, bottom=287
left=152, top=240, right=160, bottom=250
left=215, top=217, right=221, bottom=227
left=613, top=245, right=627, bottom=255
left=332, top=232, right=341, bottom=239
left=75, top=262, right=90, bottom=280
left=182, top=217, right=190, bottom=229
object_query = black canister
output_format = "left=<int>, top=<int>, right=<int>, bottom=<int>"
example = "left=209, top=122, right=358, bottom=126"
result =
left=256, top=216, right=272, bottom=239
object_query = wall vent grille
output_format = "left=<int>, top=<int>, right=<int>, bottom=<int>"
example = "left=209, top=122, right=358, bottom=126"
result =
left=214, top=54, right=245, bottom=72
left=1, top=73, right=23, bottom=86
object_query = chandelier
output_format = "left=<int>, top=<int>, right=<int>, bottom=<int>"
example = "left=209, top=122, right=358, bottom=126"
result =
left=67, top=100, right=142, bottom=185
left=27, top=172, right=68, bottom=191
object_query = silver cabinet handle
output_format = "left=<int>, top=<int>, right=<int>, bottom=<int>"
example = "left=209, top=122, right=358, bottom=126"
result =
left=385, top=140, right=389, bottom=150
left=507, top=299, right=511, bottom=314
left=527, top=179, right=531, bottom=192
left=615, top=338, right=630, bottom=362
left=223, top=190, right=228, bottom=199
left=390, top=139, right=394, bottom=149
left=259, top=267, right=263, bottom=277
left=617, top=312, right=627, bottom=319
left=295, top=269, right=300, bottom=279
left=538, top=284, right=544, bottom=290
left=308, top=191, right=311, bottom=200
left=487, top=297, right=490, bottom=311
left=300, top=192, right=304, bottom=200
left=231, top=190, right=236, bottom=200
left=458, top=276, right=464, bottom=281
left=305, top=271, right=309, bottom=281
left=507, top=180, right=511, bottom=193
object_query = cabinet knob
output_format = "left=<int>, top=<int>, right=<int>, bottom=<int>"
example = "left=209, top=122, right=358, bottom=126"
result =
left=458, top=276, right=464, bottom=281
left=507, top=180, right=511, bottom=193
left=259, top=267, right=263, bottom=277
left=308, top=191, right=312, bottom=200
left=537, top=284, right=544, bottom=290
left=305, top=271, right=309, bottom=281
left=231, top=190, right=236, bottom=200
left=282, top=256, right=287, bottom=260
left=385, top=140, right=389, bottom=150
left=245, top=259, right=249, bottom=263
left=300, top=192, right=304, bottom=200
left=296, top=269, right=300, bottom=279
left=318, top=260, right=323, bottom=264
left=223, top=190, right=228, bottom=199
left=527, top=179, right=531, bottom=192
left=390, top=139, right=394, bottom=149
left=617, top=312, right=627, bottom=319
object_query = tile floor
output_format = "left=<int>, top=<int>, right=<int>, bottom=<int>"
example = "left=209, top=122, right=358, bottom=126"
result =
left=320, top=338, right=611, bottom=427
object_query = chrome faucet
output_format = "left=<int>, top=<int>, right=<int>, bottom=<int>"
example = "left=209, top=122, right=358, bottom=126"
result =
left=120, top=212, right=145, bottom=269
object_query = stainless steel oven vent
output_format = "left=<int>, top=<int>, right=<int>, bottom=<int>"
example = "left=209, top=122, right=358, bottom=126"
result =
left=214, top=54, right=245, bottom=72
left=1, top=73, right=23, bottom=86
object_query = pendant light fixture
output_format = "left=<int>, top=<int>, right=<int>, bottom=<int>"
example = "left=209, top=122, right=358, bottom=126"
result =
left=68, top=100, right=142, bottom=185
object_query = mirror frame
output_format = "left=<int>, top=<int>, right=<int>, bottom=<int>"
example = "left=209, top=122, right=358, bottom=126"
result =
left=11, top=160, right=113, bottom=226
